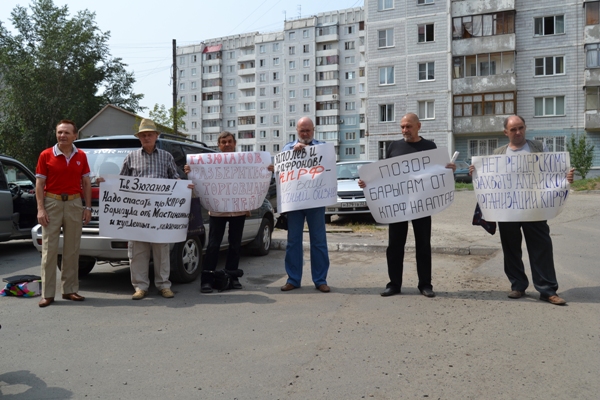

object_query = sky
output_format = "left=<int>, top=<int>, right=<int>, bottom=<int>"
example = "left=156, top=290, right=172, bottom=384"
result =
left=1, top=0, right=364, bottom=117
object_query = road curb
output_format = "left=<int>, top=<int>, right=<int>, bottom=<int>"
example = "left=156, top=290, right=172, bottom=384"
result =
left=270, top=239, right=499, bottom=256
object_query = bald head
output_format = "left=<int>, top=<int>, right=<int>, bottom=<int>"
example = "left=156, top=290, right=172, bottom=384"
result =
left=296, top=117, right=315, bottom=144
left=400, top=113, right=422, bottom=143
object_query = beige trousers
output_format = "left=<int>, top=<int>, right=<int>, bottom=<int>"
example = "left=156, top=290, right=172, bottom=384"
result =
left=129, top=241, right=171, bottom=291
left=40, top=197, right=83, bottom=298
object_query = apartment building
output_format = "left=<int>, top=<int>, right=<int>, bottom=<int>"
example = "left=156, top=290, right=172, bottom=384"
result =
left=176, top=1, right=599, bottom=169
left=177, top=8, right=366, bottom=161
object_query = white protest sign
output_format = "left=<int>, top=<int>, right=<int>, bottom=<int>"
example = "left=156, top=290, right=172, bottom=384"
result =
left=99, top=175, right=192, bottom=243
left=186, top=152, right=272, bottom=212
left=274, top=142, right=337, bottom=213
left=472, top=152, right=571, bottom=221
left=359, top=148, right=455, bottom=224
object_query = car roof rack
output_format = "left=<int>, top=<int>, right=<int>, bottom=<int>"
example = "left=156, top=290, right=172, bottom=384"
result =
left=158, top=133, right=209, bottom=148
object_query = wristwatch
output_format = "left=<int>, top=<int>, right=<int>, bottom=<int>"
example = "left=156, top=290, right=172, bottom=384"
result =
left=84, top=207, right=93, bottom=211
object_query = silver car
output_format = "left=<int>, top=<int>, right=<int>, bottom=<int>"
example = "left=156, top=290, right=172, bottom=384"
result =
left=31, top=135, right=275, bottom=283
left=325, top=160, right=374, bottom=223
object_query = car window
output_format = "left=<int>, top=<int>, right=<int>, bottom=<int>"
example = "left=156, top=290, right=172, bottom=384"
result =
left=83, top=148, right=136, bottom=184
left=2, top=162, right=35, bottom=192
left=336, top=162, right=370, bottom=180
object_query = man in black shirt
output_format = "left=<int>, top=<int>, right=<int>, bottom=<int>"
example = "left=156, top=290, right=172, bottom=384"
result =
left=359, top=113, right=455, bottom=298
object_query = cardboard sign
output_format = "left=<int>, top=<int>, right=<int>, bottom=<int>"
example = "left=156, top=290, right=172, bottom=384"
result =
left=472, top=152, right=571, bottom=221
left=274, top=142, right=337, bottom=213
left=359, top=148, right=455, bottom=224
left=186, top=152, right=272, bottom=212
left=99, top=175, right=192, bottom=243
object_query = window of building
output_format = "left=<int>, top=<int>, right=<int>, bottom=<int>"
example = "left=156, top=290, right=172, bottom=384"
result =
left=304, top=104, right=310, bottom=112
left=360, top=145, right=365, bottom=154
left=418, top=24, right=434, bottom=42
left=273, top=72, right=280, bottom=80
left=345, top=56, right=355, bottom=64
left=535, top=56, right=564, bottom=76
left=227, top=120, right=236, bottom=127
left=289, top=90, right=296, bottom=98
left=273, top=43, right=280, bottom=51
left=418, top=100, right=435, bottom=120
left=241, top=145, right=254, bottom=152
left=273, top=115, right=280, bottom=124
left=179, top=56, right=185, bottom=65
left=273, top=101, right=279, bottom=109
left=534, top=15, right=564, bottom=36
left=379, top=66, right=394, bottom=85
left=259, top=45, right=266, bottom=54
left=418, top=62, right=435, bottom=81
left=588, top=2, right=600, bottom=25
left=418, top=0, right=434, bottom=4
left=259, top=145, right=266, bottom=151
left=303, top=59, right=310, bottom=67
left=586, top=86, right=600, bottom=109
left=378, top=0, right=393, bottom=11
left=228, top=78, right=235, bottom=86
left=453, top=11, right=515, bottom=39
left=345, top=102, right=356, bottom=111
left=227, top=106, right=235, bottom=113
left=289, top=75, right=296, bottom=84
left=452, top=52, right=515, bottom=78
left=534, top=96, right=565, bottom=116
left=191, top=55, right=197, bottom=63
left=273, top=144, right=280, bottom=152
left=468, top=139, right=498, bottom=158
left=289, top=104, right=296, bottom=113
left=289, top=46, right=296, bottom=55
left=191, top=108, right=197, bottom=116
left=273, top=129, right=280, bottom=138
left=191, top=95, right=198, bottom=102
left=346, top=131, right=356, bottom=140
left=289, top=31, right=296, bottom=40
left=259, top=73, right=266, bottom=82
left=191, top=121, right=197, bottom=129
left=289, top=134, right=296, bottom=142
left=303, top=30, right=309, bottom=38
left=345, top=147, right=356, bottom=155
left=303, top=74, right=310, bottom=82
left=533, top=136, right=566, bottom=152
left=179, top=82, right=185, bottom=90
left=259, top=116, right=266, bottom=124
left=191, top=68, right=197, bottom=76
left=259, top=59, right=266, bottom=67
left=378, top=29, right=394, bottom=48
left=586, top=44, right=600, bottom=67
left=227, top=65, right=235, bottom=73
left=259, top=101, right=266, bottom=110
left=303, top=44, right=309, bottom=53
left=345, top=86, right=356, bottom=95
left=273, top=86, right=280, bottom=94
left=380, top=104, right=394, bottom=122
left=228, top=51, right=235, bottom=59
left=289, top=61, right=296, bottom=69
left=303, top=89, right=310, bottom=97
left=273, top=57, right=280, bottom=65
left=289, top=119, right=296, bottom=127
left=359, top=83, right=365, bottom=92
left=453, top=92, right=515, bottom=116
left=260, top=130, right=267, bottom=138
left=345, top=26, right=354, bottom=34
left=346, top=71, right=355, bottom=80
left=191, top=81, right=197, bottom=89
left=345, top=41, right=355, bottom=50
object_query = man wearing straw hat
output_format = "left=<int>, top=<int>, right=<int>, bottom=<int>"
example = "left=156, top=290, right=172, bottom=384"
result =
left=119, top=118, right=180, bottom=300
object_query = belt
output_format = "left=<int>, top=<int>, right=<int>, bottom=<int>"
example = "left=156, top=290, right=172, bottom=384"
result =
left=45, top=192, right=80, bottom=201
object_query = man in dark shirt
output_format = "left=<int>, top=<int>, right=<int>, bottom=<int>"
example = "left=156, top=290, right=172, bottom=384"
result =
left=359, top=113, right=455, bottom=298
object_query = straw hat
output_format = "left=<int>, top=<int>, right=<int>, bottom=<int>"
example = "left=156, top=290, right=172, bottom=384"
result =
left=136, top=118, right=159, bottom=137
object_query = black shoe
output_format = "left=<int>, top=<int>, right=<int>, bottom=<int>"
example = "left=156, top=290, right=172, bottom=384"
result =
left=231, top=278, right=242, bottom=290
left=380, top=287, right=400, bottom=297
left=420, top=288, right=436, bottom=298
left=200, top=283, right=213, bottom=293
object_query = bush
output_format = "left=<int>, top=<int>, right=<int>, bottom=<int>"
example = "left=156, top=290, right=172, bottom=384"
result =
left=567, top=134, right=595, bottom=179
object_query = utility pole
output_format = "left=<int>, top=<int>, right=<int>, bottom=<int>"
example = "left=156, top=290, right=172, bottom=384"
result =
left=172, top=39, right=177, bottom=135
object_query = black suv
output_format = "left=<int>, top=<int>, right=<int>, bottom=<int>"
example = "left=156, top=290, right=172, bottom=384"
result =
left=31, top=134, right=275, bottom=283
left=0, top=154, right=38, bottom=242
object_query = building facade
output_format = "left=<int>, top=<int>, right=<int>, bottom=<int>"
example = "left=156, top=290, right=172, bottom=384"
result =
left=175, top=0, right=600, bottom=170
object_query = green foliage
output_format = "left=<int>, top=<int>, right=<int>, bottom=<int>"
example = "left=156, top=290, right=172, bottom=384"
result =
left=570, top=176, right=600, bottom=191
left=567, top=133, right=595, bottom=179
left=148, top=102, right=187, bottom=136
left=0, top=0, right=144, bottom=168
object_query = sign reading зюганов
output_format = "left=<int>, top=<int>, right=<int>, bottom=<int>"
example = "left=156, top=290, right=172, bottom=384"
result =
left=472, top=152, right=571, bottom=222
left=186, top=151, right=272, bottom=212
left=274, top=142, right=337, bottom=213
left=99, top=175, right=192, bottom=243
left=359, top=148, right=455, bottom=224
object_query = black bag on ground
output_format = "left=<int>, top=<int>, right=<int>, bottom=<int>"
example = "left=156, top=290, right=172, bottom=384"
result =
left=203, top=269, right=244, bottom=292
left=3, top=275, right=41, bottom=284
left=274, top=213, right=288, bottom=230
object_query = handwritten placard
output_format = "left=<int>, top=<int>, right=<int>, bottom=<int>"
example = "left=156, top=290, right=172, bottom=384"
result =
left=99, top=175, right=192, bottom=243
left=472, top=152, right=571, bottom=221
left=274, top=143, right=337, bottom=213
left=186, top=152, right=272, bottom=212
left=359, top=148, right=455, bottom=224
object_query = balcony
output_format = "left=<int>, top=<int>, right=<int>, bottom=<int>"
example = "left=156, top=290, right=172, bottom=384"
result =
left=453, top=115, right=506, bottom=135
left=203, top=58, right=221, bottom=66
left=452, top=34, right=515, bottom=57
left=453, top=73, right=516, bottom=95
left=202, top=86, right=222, bottom=94
left=238, top=52, right=255, bottom=62
left=316, top=79, right=339, bottom=87
left=316, top=33, right=339, bottom=43
left=585, top=111, right=600, bottom=131
left=202, top=99, right=222, bottom=107
left=315, top=123, right=340, bottom=131
left=316, top=109, right=340, bottom=117
left=237, top=124, right=257, bottom=131
left=238, top=95, right=256, bottom=103
left=202, top=126, right=222, bottom=134
left=202, top=113, right=223, bottom=120
left=202, top=72, right=221, bottom=80
left=585, top=69, right=600, bottom=87
left=451, top=0, right=515, bottom=17
left=316, top=64, right=339, bottom=73
left=238, top=81, right=255, bottom=90
left=237, top=67, right=256, bottom=76
left=316, top=49, right=339, bottom=58
left=585, top=25, right=600, bottom=44
left=316, top=94, right=339, bottom=103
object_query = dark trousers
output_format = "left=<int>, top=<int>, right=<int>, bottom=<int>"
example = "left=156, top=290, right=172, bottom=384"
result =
left=386, top=216, right=432, bottom=292
left=498, top=221, right=558, bottom=297
left=202, top=215, right=246, bottom=284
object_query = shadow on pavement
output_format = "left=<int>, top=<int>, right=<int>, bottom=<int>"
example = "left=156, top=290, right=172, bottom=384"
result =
left=0, top=370, right=72, bottom=399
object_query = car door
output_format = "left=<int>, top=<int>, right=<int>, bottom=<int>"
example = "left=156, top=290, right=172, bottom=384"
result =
left=0, top=161, right=16, bottom=241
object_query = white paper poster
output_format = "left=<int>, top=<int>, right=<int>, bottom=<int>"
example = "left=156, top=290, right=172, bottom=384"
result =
left=99, top=175, right=192, bottom=243
left=274, top=142, right=337, bottom=213
left=359, top=148, right=455, bottom=224
left=186, top=151, right=272, bottom=212
left=472, top=152, right=571, bottom=221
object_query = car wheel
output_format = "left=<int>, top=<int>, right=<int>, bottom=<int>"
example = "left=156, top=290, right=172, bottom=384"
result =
left=324, top=214, right=332, bottom=223
left=57, top=255, right=96, bottom=277
left=251, top=217, right=272, bottom=256
left=169, top=235, right=202, bottom=283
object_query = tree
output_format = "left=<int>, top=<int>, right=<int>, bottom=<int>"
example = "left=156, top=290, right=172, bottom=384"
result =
left=148, top=102, right=188, bottom=136
left=567, top=133, right=595, bottom=179
left=0, top=0, right=144, bottom=168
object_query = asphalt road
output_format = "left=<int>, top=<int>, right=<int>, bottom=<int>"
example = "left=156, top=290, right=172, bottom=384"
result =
left=1, top=231, right=599, bottom=399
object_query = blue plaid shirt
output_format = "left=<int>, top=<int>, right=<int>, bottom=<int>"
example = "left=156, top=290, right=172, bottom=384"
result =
left=120, top=147, right=179, bottom=179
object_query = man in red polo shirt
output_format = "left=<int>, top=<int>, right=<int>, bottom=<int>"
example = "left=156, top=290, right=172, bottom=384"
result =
left=35, top=119, right=92, bottom=307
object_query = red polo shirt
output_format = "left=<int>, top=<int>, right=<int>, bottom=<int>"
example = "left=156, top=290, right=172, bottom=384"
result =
left=36, top=144, right=91, bottom=195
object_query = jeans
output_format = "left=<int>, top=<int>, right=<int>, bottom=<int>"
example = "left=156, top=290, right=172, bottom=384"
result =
left=202, top=215, right=246, bottom=284
left=386, top=216, right=432, bottom=292
left=284, top=207, right=329, bottom=287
